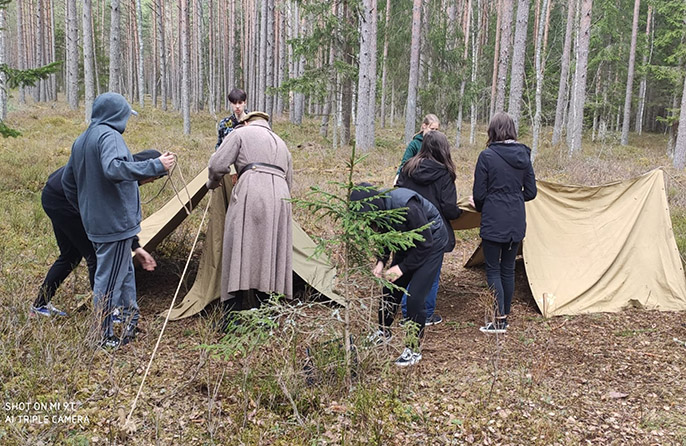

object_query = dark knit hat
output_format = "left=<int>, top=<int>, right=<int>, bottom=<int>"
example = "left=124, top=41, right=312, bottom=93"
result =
left=133, top=149, right=168, bottom=176
left=133, top=149, right=162, bottom=161
left=349, top=182, right=385, bottom=212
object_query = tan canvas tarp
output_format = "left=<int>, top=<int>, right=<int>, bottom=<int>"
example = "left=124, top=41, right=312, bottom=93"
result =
left=135, top=168, right=344, bottom=321
left=450, top=169, right=686, bottom=316
left=525, top=169, right=686, bottom=317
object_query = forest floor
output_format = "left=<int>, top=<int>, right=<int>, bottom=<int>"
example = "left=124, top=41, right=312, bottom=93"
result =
left=1, top=101, right=685, bottom=445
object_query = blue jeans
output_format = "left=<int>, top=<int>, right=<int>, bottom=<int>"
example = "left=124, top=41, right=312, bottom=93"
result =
left=482, top=239, right=520, bottom=317
left=401, top=263, right=442, bottom=319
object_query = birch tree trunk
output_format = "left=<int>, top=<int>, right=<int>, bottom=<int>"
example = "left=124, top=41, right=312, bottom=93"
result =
left=567, top=0, right=592, bottom=154
left=355, top=0, right=377, bottom=152
left=620, top=0, right=640, bottom=145
left=181, top=0, right=191, bottom=134
left=552, top=0, right=576, bottom=145
left=136, top=0, right=144, bottom=107
left=635, top=5, right=652, bottom=135
left=494, top=0, right=514, bottom=114
left=16, top=0, right=26, bottom=103
left=404, top=0, right=422, bottom=144
left=531, top=0, right=549, bottom=161
left=109, top=0, right=121, bottom=93
left=83, top=0, right=96, bottom=122
left=674, top=73, right=686, bottom=169
left=379, top=0, right=391, bottom=128
left=508, top=0, right=529, bottom=130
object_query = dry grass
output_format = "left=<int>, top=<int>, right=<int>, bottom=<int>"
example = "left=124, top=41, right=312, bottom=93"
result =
left=0, top=98, right=685, bottom=445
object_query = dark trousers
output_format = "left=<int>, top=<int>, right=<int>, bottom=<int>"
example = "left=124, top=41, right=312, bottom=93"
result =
left=35, top=210, right=96, bottom=307
left=378, top=250, right=444, bottom=345
left=482, top=239, right=520, bottom=317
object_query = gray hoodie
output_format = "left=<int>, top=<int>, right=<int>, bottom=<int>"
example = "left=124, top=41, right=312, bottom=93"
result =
left=62, top=92, right=166, bottom=243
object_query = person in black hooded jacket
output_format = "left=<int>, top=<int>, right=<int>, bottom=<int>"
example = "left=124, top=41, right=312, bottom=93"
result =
left=396, top=131, right=461, bottom=326
left=472, top=112, right=537, bottom=333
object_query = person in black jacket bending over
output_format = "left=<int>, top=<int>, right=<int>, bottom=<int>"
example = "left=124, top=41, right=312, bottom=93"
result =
left=472, top=112, right=537, bottom=334
left=351, top=183, right=448, bottom=367
left=396, top=131, right=461, bottom=326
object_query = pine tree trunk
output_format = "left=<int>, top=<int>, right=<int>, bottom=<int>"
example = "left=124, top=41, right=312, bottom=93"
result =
left=109, top=0, right=121, bottom=93
left=508, top=0, right=529, bottom=130
left=635, top=5, right=652, bottom=135
left=136, top=0, right=145, bottom=107
left=83, top=0, right=96, bottom=122
left=257, top=0, right=267, bottom=111
left=531, top=0, right=549, bottom=161
left=567, top=0, right=592, bottom=154
left=157, top=0, right=167, bottom=110
left=181, top=0, right=191, bottom=134
left=266, top=0, right=275, bottom=117
left=404, top=0, right=422, bottom=144
left=552, top=0, right=576, bottom=145
left=620, top=0, right=640, bottom=145
left=674, top=74, right=686, bottom=168
left=470, top=0, right=481, bottom=145
left=489, top=0, right=502, bottom=119
left=0, top=8, right=6, bottom=121
left=340, top=0, right=352, bottom=144
left=49, top=0, right=56, bottom=101
left=355, top=0, right=377, bottom=152
left=16, top=0, right=26, bottom=103
left=379, top=0, right=391, bottom=128
left=276, top=2, right=286, bottom=117
left=37, top=0, right=46, bottom=102
left=494, top=0, right=513, bottom=114
left=127, top=2, right=135, bottom=102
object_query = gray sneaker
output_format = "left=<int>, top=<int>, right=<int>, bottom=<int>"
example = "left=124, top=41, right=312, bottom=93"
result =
left=425, top=313, right=443, bottom=326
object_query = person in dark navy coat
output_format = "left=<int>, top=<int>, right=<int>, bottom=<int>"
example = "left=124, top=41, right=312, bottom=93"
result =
left=472, top=112, right=537, bottom=333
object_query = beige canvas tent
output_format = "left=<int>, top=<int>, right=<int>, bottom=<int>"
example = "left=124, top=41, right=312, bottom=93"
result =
left=451, top=169, right=686, bottom=317
left=136, top=168, right=344, bottom=320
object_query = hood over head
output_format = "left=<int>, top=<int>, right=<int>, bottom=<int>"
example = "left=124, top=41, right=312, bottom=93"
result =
left=91, top=92, right=137, bottom=134
left=403, top=159, right=448, bottom=185
left=350, top=182, right=386, bottom=212
left=489, top=142, right=532, bottom=170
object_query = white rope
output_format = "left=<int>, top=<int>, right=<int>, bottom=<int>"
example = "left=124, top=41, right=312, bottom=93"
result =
left=124, top=189, right=213, bottom=431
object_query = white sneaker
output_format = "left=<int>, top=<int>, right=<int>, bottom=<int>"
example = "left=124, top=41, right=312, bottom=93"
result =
left=366, top=329, right=392, bottom=346
left=394, top=347, right=422, bottom=367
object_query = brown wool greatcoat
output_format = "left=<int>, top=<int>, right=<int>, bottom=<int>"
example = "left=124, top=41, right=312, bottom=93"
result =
left=207, top=119, right=293, bottom=300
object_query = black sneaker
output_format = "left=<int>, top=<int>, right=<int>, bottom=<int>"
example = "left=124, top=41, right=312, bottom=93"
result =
left=425, top=313, right=443, bottom=326
left=99, top=336, right=120, bottom=349
left=479, top=322, right=507, bottom=334
left=394, top=347, right=422, bottom=367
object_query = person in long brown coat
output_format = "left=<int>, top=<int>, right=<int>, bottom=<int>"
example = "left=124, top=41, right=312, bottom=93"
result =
left=206, top=112, right=293, bottom=312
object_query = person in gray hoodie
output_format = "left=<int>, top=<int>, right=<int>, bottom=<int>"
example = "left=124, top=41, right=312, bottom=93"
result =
left=62, top=92, right=175, bottom=348
left=472, top=112, right=537, bottom=334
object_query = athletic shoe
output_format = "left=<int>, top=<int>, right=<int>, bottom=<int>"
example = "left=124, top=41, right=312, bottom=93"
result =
left=111, top=308, right=122, bottom=325
left=366, top=328, right=392, bottom=346
left=425, top=313, right=443, bottom=326
left=479, top=321, right=507, bottom=334
left=99, top=336, right=120, bottom=349
left=120, top=327, right=140, bottom=346
left=30, top=303, right=67, bottom=317
left=394, top=347, right=422, bottom=367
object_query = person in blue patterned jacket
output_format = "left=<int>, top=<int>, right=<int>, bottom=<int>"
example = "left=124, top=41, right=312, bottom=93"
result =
left=215, top=88, right=248, bottom=150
